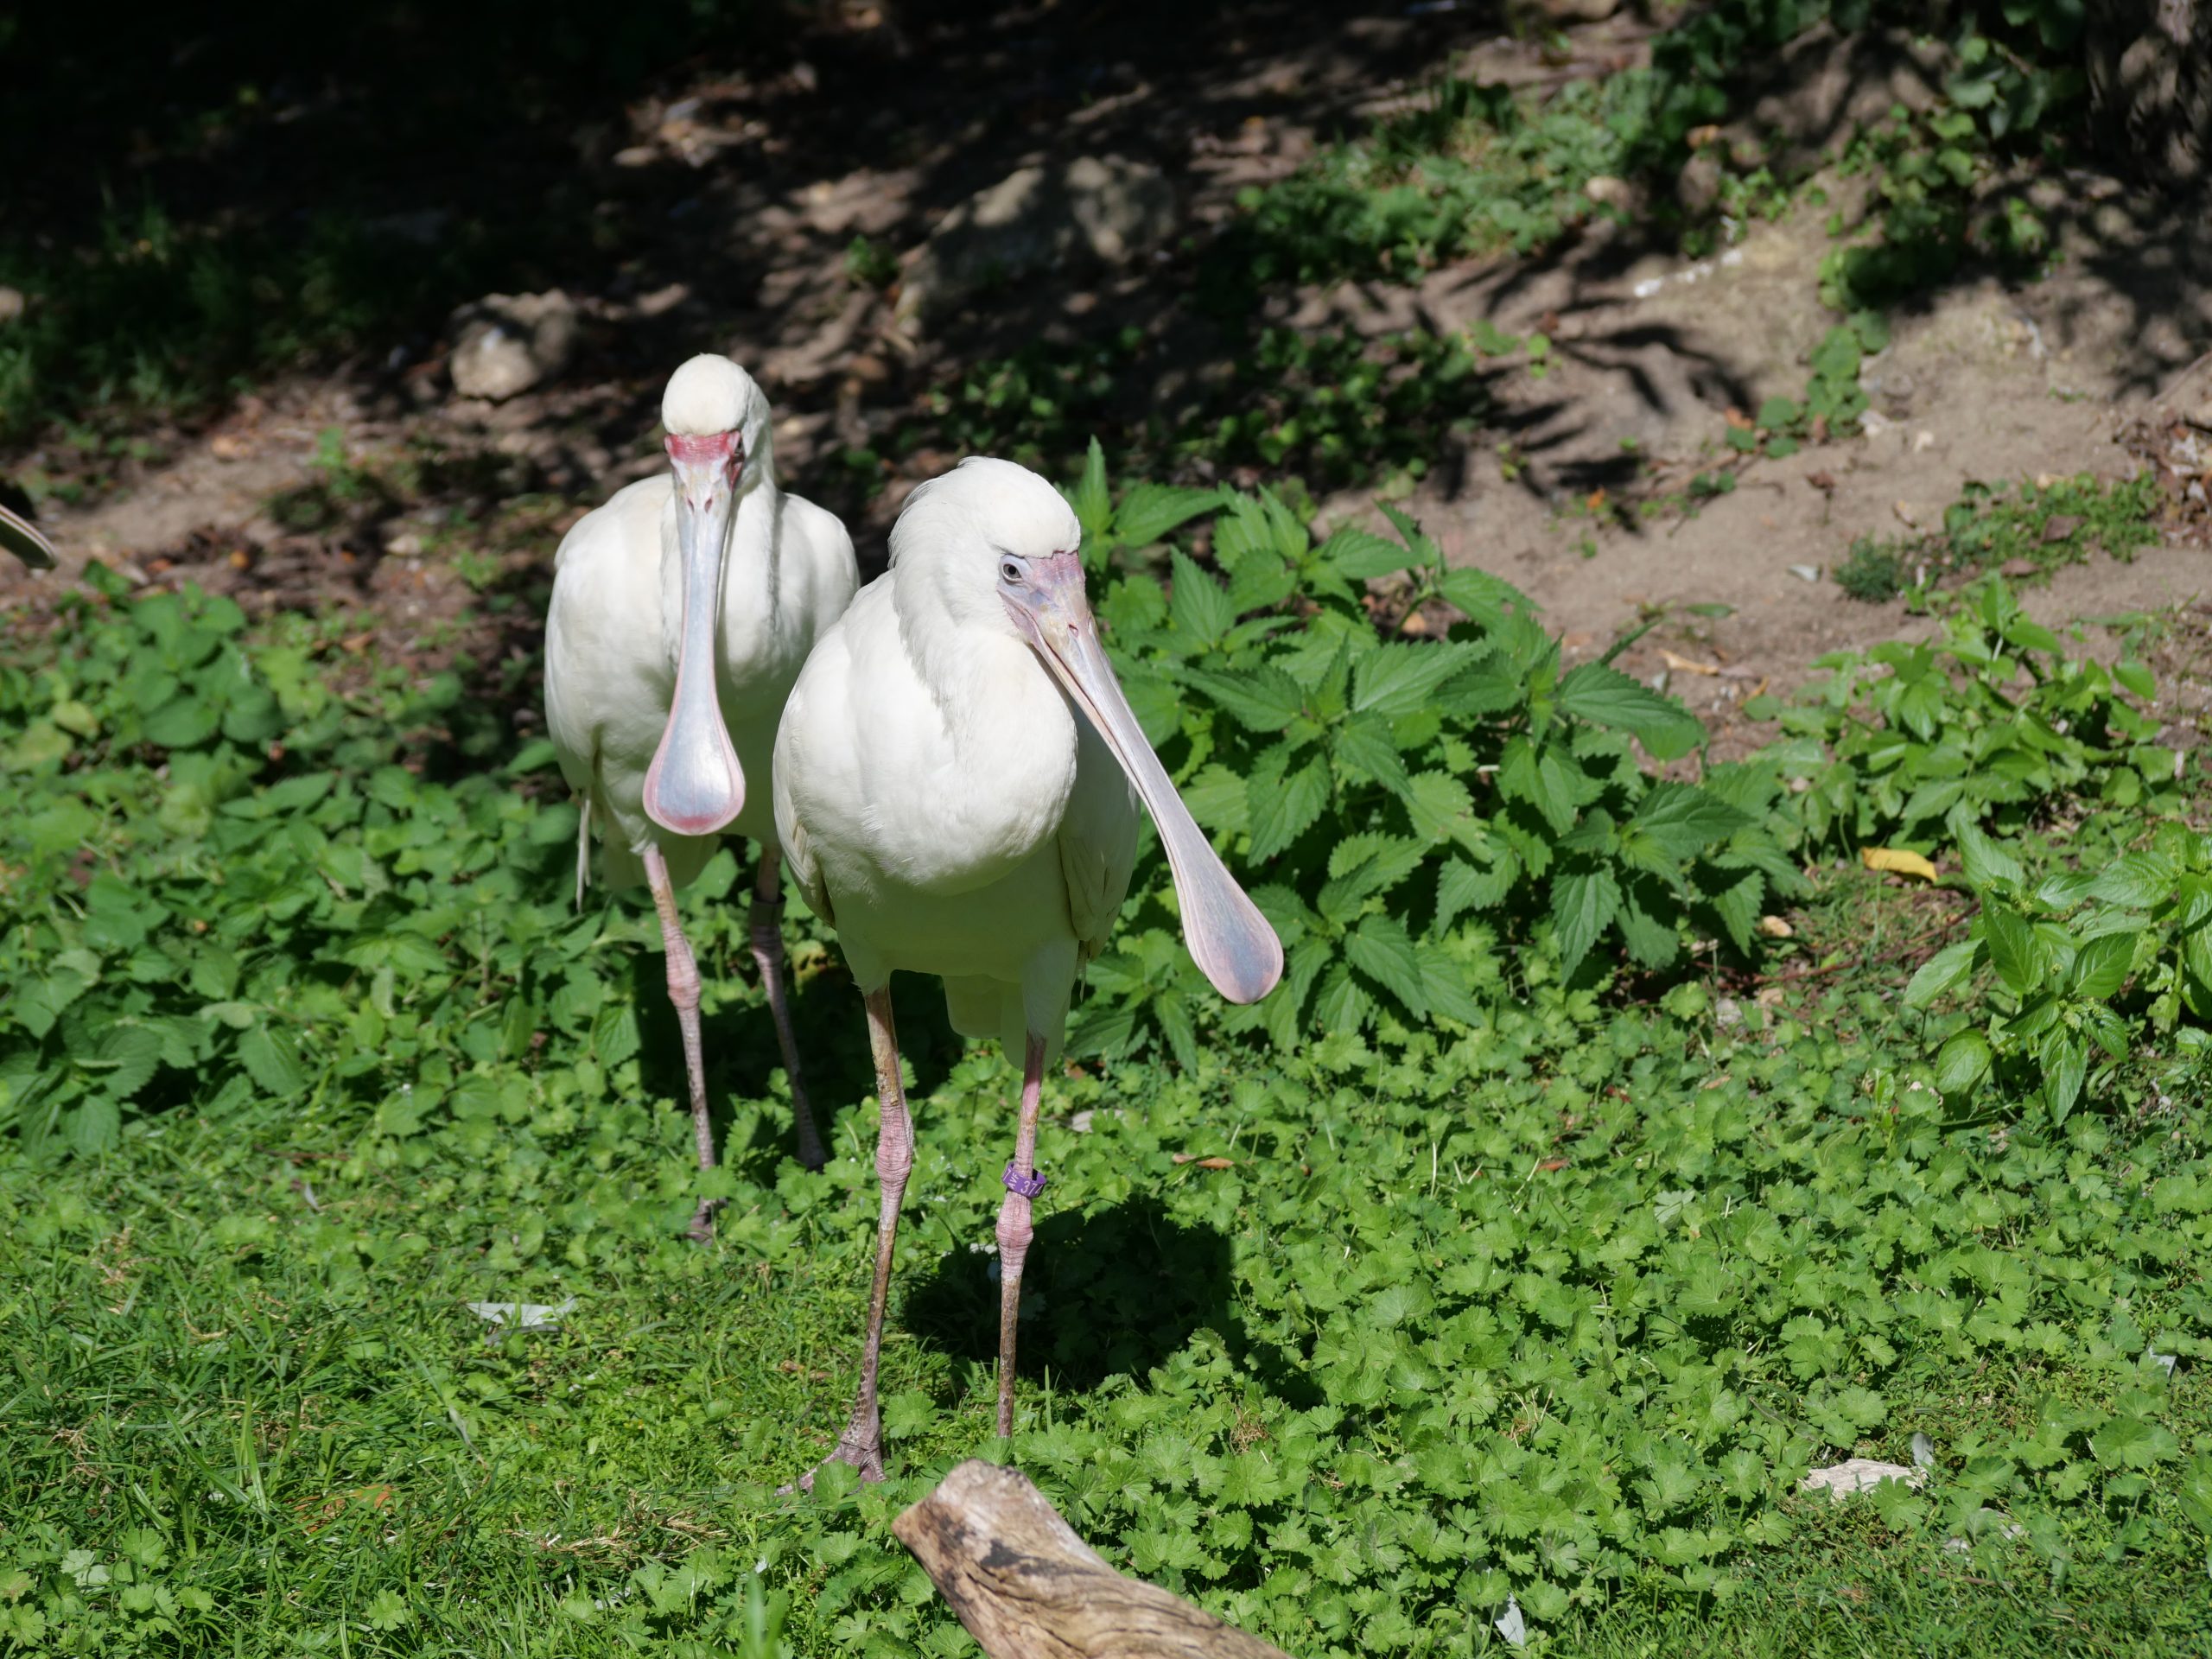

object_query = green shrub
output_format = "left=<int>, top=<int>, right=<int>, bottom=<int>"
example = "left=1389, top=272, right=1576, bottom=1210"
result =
left=1751, top=578, right=2185, bottom=854
left=1064, top=445, right=1802, bottom=1066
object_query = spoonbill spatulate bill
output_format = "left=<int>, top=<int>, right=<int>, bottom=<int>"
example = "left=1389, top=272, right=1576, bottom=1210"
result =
left=544, top=356, right=857, bottom=1236
left=1, top=500, right=57, bottom=570
left=772, top=457, right=1282, bottom=1479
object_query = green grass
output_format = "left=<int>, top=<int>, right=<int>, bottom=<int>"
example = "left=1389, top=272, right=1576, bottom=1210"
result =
left=1831, top=474, right=2164, bottom=607
left=5, top=914, right=2210, bottom=1656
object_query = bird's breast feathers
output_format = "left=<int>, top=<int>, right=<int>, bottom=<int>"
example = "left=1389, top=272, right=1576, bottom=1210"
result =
left=779, top=580, right=1083, bottom=902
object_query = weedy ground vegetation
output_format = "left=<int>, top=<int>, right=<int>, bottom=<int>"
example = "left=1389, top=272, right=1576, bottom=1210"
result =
left=3, top=453, right=2209, bottom=1656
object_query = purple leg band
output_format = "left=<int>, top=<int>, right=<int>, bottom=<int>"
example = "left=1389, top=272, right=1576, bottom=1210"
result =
left=1001, top=1164, right=1047, bottom=1200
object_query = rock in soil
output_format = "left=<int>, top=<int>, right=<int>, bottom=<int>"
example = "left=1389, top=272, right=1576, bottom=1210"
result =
left=447, top=290, right=580, bottom=402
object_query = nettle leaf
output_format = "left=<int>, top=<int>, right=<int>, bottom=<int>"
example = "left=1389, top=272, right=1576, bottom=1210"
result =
left=1556, top=663, right=1703, bottom=761
left=1933, top=1027, right=1993, bottom=1096
left=1707, top=870, right=1764, bottom=955
left=238, top=1027, right=308, bottom=1100
left=1351, top=642, right=1475, bottom=718
left=1319, top=527, right=1414, bottom=580
left=143, top=696, right=223, bottom=750
left=1618, top=880, right=1680, bottom=969
left=1904, top=938, right=1979, bottom=1009
left=1437, top=851, right=1516, bottom=928
left=1114, top=482, right=1222, bottom=549
left=1331, top=715, right=1411, bottom=798
left=1437, top=566, right=1534, bottom=629
left=1955, top=823, right=2025, bottom=890
left=79, top=1025, right=163, bottom=1101
left=1068, top=437, right=1113, bottom=547
left=1403, top=771, right=1481, bottom=852
left=1419, top=948, right=1484, bottom=1027
left=1246, top=752, right=1330, bottom=861
left=1180, top=763, right=1251, bottom=836
left=1326, top=833, right=1427, bottom=890
left=1168, top=550, right=1236, bottom=649
left=1310, top=961, right=1372, bottom=1032
left=2041, top=1027, right=2088, bottom=1124
left=1550, top=866, right=1622, bottom=976
left=1630, top=782, right=1751, bottom=860
left=2088, top=851, right=2176, bottom=910
left=1982, top=904, right=2045, bottom=997
left=1179, top=664, right=1306, bottom=732
left=1498, top=737, right=1592, bottom=837
left=2067, top=930, right=2137, bottom=1001
left=1345, top=914, right=1428, bottom=1018
left=1376, top=502, right=1440, bottom=568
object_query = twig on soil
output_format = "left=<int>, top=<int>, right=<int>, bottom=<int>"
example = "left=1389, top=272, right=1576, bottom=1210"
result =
left=1745, top=907, right=1977, bottom=988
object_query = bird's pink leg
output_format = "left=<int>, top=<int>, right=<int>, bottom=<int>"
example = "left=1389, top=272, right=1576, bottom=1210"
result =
left=994, top=1032, right=1050, bottom=1440
left=809, top=987, right=912, bottom=1485
left=747, top=846, right=824, bottom=1171
left=644, top=847, right=720, bottom=1243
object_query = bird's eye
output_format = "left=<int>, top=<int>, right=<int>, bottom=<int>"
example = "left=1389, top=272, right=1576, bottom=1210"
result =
left=999, top=559, right=1022, bottom=583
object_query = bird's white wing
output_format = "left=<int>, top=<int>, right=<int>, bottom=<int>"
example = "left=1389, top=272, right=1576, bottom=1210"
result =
left=772, top=607, right=861, bottom=932
left=1058, top=708, right=1140, bottom=961
left=779, top=488, right=861, bottom=635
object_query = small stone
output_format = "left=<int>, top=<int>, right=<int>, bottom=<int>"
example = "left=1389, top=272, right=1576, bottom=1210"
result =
left=1714, top=995, right=1743, bottom=1029
left=1584, top=175, right=1636, bottom=210
left=1070, top=1110, right=1095, bottom=1135
left=384, top=531, right=424, bottom=556
left=1789, top=563, right=1821, bottom=583
left=2185, top=403, right=2212, bottom=433
left=1675, top=152, right=1724, bottom=219
left=448, top=290, right=579, bottom=402
left=1758, top=915, right=1794, bottom=938
left=1910, top=1431, right=1935, bottom=1470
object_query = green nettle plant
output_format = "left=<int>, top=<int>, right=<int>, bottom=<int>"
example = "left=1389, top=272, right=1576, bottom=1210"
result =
left=1908, top=820, right=2212, bottom=1123
left=0, top=569, right=618, bottom=1164
left=1751, top=577, right=2185, bottom=854
left=1060, top=443, right=1803, bottom=1065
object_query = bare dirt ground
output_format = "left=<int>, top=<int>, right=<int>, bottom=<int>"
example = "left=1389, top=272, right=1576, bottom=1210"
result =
left=4, top=4, right=2209, bottom=755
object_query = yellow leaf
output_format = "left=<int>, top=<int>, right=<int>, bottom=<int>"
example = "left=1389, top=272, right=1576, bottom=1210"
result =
left=1861, top=847, right=1938, bottom=882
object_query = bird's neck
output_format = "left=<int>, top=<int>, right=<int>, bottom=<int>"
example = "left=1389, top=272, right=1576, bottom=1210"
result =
left=899, top=588, right=1077, bottom=774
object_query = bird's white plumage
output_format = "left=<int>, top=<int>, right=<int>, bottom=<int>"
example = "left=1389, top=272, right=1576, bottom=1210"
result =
left=545, top=359, right=858, bottom=891
left=774, top=460, right=1138, bottom=1060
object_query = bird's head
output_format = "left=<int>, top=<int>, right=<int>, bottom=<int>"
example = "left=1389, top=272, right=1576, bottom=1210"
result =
left=891, top=456, right=1283, bottom=1007
left=641, top=354, right=766, bottom=838
left=660, top=353, right=771, bottom=508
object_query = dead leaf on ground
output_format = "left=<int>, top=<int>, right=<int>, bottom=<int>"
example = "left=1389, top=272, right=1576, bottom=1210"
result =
left=1662, top=648, right=1720, bottom=675
left=1758, top=915, right=1794, bottom=938
left=1862, top=846, right=1939, bottom=882
left=1172, top=1154, right=1236, bottom=1169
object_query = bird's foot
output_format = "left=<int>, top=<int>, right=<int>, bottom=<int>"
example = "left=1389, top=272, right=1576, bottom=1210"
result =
left=779, top=1404, right=884, bottom=1494
left=685, top=1197, right=724, bottom=1244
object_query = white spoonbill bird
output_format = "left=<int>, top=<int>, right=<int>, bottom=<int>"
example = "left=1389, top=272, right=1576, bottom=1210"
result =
left=544, top=355, right=857, bottom=1235
left=772, top=456, right=1281, bottom=1479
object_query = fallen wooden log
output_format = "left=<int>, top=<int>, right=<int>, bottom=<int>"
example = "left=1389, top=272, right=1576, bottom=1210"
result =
left=893, top=1459, right=1294, bottom=1659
